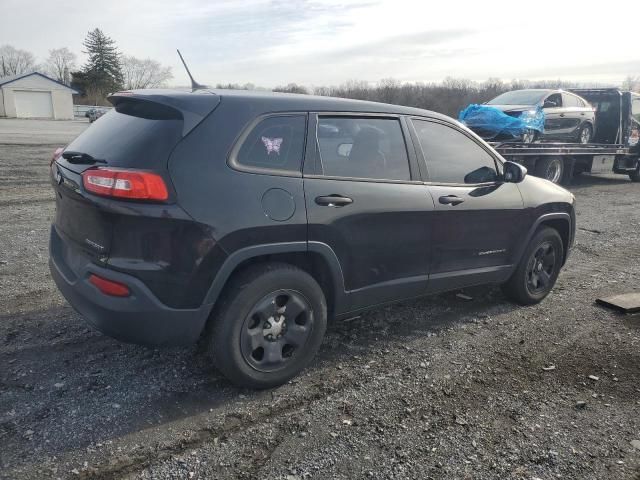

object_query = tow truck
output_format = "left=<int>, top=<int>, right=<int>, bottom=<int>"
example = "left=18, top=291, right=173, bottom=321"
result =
left=490, top=88, right=640, bottom=185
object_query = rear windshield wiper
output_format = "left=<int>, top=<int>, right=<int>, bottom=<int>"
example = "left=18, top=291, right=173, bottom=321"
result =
left=62, top=151, right=107, bottom=164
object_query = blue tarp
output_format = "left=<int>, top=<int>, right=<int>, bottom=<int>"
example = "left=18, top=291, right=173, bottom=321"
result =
left=458, top=104, right=545, bottom=137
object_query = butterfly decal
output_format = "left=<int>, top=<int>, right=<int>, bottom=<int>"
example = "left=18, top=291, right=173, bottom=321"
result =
left=261, top=136, right=283, bottom=155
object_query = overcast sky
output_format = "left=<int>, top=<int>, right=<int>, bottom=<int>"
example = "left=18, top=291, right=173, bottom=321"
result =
left=2, top=0, right=638, bottom=88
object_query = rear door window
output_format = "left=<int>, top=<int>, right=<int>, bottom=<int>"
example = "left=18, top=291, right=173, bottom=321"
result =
left=562, top=93, right=580, bottom=108
left=236, top=115, right=306, bottom=173
left=316, top=117, right=411, bottom=181
left=412, top=119, right=499, bottom=184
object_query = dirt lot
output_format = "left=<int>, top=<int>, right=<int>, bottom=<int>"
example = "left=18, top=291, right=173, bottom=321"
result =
left=1, top=118, right=639, bottom=480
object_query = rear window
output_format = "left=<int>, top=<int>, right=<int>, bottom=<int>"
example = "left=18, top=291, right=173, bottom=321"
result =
left=64, top=103, right=184, bottom=169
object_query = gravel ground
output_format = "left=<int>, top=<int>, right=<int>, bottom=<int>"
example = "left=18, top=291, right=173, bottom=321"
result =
left=1, top=119, right=639, bottom=480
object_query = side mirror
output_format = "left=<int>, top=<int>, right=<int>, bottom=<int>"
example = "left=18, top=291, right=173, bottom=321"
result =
left=543, top=100, right=557, bottom=108
left=337, top=143, right=352, bottom=157
left=503, top=161, right=527, bottom=183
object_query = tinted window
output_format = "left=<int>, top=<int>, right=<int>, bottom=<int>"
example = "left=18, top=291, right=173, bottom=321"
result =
left=317, top=117, right=410, bottom=181
left=65, top=108, right=183, bottom=169
left=562, top=93, right=580, bottom=107
left=236, top=115, right=306, bottom=172
left=412, top=120, right=499, bottom=184
left=632, top=96, right=640, bottom=122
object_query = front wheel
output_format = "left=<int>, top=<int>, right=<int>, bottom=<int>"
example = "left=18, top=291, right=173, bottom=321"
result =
left=630, top=163, right=640, bottom=182
left=522, top=129, right=538, bottom=144
left=577, top=124, right=592, bottom=144
left=208, top=263, right=327, bottom=389
left=501, top=227, right=564, bottom=305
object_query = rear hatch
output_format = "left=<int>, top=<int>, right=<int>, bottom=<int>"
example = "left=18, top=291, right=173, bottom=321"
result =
left=52, top=90, right=220, bottom=260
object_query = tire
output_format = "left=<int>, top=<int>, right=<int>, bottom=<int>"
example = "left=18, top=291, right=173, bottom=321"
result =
left=577, top=123, right=592, bottom=144
left=522, top=129, right=538, bottom=144
left=501, top=227, right=564, bottom=305
left=630, top=163, right=640, bottom=183
left=534, top=156, right=564, bottom=184
left=207, top=262, right=327, bottom=389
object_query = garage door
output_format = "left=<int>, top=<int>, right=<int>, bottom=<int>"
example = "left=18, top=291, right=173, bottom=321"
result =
left=14, top=91, right=54, bottom=118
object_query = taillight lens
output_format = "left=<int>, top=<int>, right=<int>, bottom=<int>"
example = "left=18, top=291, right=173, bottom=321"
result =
left=81, top=168, right=168, bottom=201
left=89, top=274, right=130, bottom=297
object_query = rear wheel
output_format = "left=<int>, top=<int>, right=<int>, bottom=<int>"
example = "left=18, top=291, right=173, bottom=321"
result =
left=501, top=227, right=564, bottom=305
left=577, top=124, right=592, bottom=144
left=534, top=156, right=564, bottom=184
left=630, top=163, right=640, bottom=182
left=208, top=263, right=327, bottom=389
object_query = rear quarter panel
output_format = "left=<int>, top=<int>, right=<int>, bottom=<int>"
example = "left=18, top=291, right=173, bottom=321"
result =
left=167, top=99, right=308, bottom=294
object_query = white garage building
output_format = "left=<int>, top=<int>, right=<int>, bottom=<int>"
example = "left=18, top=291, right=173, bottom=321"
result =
left=0, top=72, right=78, bottom=120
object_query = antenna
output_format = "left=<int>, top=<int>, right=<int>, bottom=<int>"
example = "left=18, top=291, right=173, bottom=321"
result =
left=177, top=49, right=208, bottom=91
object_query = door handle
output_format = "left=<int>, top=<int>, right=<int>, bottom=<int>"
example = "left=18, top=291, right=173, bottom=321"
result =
left=439, top=195, right=464, bottom=206
left=559, top=113, right=565, bottom=117
left=315, top=195, right=353, bottom=207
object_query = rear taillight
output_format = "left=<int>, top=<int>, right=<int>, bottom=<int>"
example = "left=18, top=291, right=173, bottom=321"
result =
left=629, top=128, right=639, bottom=147
left=50, top=147, right=63, bottom=166
left=89, top=274, right=130, bottom=297
left=81, top=168, right=168, bottom=201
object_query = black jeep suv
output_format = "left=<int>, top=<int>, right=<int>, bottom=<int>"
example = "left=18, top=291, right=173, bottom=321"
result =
left=49, top=89, right=575, bottom=388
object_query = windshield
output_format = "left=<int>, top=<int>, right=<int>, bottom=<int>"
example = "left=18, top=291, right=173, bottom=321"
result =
left=487, top=90, right=548, bottom=106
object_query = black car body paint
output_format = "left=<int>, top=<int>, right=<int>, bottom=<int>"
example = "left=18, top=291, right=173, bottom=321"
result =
left=49, top=89, right=576, bottom=348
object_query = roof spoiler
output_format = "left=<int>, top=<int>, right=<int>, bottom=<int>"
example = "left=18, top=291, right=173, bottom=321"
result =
left=108, top=90, right=220, bottom=136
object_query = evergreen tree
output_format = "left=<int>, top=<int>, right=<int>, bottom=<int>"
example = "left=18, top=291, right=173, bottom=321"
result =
left=81, top=28, right=123, bottom=99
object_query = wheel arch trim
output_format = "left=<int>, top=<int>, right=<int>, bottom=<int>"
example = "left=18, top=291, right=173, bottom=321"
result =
left=515, top=212, right=573, bottom=268
left=201, top=241, right=347, bottom=314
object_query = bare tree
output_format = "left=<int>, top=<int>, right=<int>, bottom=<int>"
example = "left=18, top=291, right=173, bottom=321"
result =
left=216, top=82, right=256, bottom=90
left=121, top=55, right=172, bottom=90
left=623, top=75, right=640, bottom=92
left=310, top=77, right=595, bottom=117
left=273, top=83, right=308, bottom=94
left=44, top=48, right=77, bottom=85
left=0, top=45, right=36, bottom=77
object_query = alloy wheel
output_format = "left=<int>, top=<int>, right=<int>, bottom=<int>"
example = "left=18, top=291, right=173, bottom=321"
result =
left=580, top=126, right=591, bottom=144
left=522, top=129, right=536, bottom=144
left=526, top=241, right=556, bottom=295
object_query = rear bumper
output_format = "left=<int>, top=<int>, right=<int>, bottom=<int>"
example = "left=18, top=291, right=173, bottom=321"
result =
left=49, top=225, right=211, bottom=346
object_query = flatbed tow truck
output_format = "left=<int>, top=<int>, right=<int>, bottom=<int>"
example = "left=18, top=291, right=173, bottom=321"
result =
left=490, top=88, right=640, bottom=185
left=491, top=141, right=637, bottom=185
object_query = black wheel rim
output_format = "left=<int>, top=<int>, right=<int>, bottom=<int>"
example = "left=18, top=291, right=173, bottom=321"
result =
left=526, top=241, right=556, bottom=295
left=240, top=290, right=314, bottom=373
